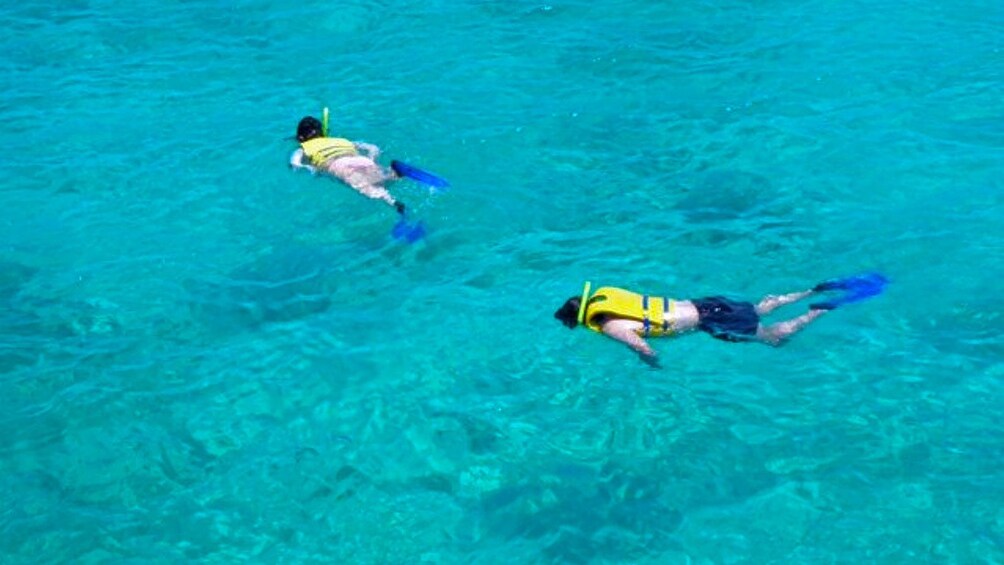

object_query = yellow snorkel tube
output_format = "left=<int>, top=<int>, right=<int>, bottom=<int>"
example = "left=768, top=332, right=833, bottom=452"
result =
left=576, top=281, right=592, bottom=326
left=321, top=107, right=330, bottom=137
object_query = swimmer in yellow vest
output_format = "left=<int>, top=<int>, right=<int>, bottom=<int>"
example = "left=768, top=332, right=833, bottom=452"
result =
left=554, top=283, right=829, bottom=365
left=289, top=116, right=405, bottom=214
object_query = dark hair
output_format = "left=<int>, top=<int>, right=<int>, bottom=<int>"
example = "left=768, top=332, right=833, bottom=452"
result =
left=296, top=116, right=324, bottom=142
left=554, top=296, right=580, bottom=329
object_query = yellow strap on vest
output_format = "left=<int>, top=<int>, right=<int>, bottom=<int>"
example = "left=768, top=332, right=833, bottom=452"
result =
left=576, top=281, right=592, bottom=325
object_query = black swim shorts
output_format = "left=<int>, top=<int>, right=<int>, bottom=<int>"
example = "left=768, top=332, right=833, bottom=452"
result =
left=693, top=296, right=760, bottom=342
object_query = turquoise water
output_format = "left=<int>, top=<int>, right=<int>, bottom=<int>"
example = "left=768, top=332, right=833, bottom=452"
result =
left=2, top=0, right=1002, bottom=562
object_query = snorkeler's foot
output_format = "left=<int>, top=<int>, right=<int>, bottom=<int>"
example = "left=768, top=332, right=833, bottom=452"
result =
left=813, top=280, right=841, bottom=292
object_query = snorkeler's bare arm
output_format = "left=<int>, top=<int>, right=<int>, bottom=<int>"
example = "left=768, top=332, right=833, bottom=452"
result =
left=354, top=142, right=381, bottom=160
left=289, top=148, right=317, bottom=173
left=602, top=320, right=656, bottom=358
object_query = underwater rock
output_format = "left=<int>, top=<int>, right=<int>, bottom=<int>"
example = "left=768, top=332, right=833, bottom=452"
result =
left=186, top=246, right=339, bottom=329
left=0, top=261, right=37, bottom=299
left=674, top=169, right=774, bottom=222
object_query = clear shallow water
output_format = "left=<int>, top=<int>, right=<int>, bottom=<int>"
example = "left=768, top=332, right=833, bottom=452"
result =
left=1, top=0, right=1002, bottom=562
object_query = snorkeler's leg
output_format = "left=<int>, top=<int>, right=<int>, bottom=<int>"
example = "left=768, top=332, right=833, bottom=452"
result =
left=382, top=166, right=401, bottom=182
left=755, top=290, right=814, bottom=315
left=330, top=156, right=393, bottom=184
left=350, top=180, right=398, bottom=209
left=757, top=309, right=827, bottom=346
left=330, top=159, right=400, bottom=209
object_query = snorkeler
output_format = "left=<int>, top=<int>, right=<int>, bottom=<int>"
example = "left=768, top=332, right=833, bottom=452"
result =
left=289, top=115, right=406, bottom=214
left=553, top=274, right=888, bottom=365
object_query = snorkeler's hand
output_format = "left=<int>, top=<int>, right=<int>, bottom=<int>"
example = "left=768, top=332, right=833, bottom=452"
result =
left=289, top=162, right=317, bottom=174
left=355, top=142, right=380, bottom=159
left=639, top=351, right=661, bottom=369
left=395, top=202, right=406, bottom=215
left=289, top=148, right=316, bottom=174
left=635, top=343, right=661, bottom=368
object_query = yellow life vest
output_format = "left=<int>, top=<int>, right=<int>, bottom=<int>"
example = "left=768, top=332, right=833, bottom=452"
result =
left=300, top=137, right=358, bottom=167
left=582, top=286, right=677, bottom=336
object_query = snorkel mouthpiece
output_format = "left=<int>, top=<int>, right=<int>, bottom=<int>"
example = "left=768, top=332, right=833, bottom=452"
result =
left=576, top=281, right=592, bottom=326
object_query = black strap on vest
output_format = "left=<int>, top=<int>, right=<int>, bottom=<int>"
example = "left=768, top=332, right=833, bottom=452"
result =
left=642, top=295, right=651, bottom=336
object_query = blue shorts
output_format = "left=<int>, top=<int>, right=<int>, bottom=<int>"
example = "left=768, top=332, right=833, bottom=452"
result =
left=693, top=296, right=760, bottom=342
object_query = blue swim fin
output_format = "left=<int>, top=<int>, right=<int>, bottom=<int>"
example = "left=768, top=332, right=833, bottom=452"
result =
left=391, top=160, right=450, bottom=190
left=391, top=218, right=427, bottom=243
left=811, top=272, right=889, bottom=310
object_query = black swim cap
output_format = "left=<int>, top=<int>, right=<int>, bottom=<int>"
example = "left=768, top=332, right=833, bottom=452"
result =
left=554, top=297, right=581, bottom=329
left=297, top=116, right=324, bottom=142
